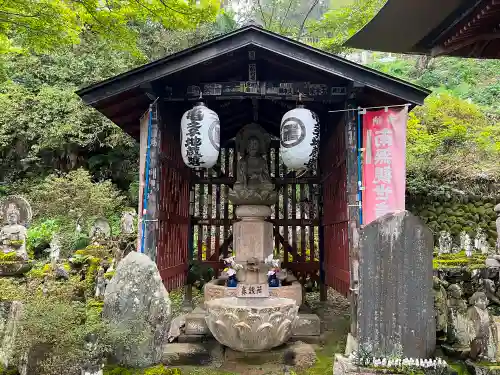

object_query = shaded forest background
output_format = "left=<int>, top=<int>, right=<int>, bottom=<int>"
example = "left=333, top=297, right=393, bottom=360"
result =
left=0, top=0, right=498, bottom=252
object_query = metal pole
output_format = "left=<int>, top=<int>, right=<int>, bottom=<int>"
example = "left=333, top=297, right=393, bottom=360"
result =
left=140, top=105, right=153, bottom=254
left=357, top=109, right=363, bottom=225
left=328, top=103, right=411, bottom=113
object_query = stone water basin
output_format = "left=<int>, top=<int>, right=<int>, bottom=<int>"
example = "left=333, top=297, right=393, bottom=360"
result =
left=205, top=296, right=299, bottom=352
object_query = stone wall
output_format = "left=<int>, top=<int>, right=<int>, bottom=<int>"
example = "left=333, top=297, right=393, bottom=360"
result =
left=407, top=194, right=499, bottom=247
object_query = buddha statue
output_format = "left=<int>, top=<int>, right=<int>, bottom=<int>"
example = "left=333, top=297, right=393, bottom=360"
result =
left=229, top=124, right=277, bottom=206
left=0, top=204, right=28, bottom=260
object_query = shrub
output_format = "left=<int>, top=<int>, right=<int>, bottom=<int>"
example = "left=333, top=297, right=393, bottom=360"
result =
left=29, top=168, right=125, bottom=230
left=26, top=220, right=59, bottom=259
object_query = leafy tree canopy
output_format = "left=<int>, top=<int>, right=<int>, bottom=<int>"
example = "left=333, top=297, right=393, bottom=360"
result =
left=0, top=0, right=220, bottom=55
left=407, top=93, right=500, bottom=188
left=308, top=0, right=385, bottom=53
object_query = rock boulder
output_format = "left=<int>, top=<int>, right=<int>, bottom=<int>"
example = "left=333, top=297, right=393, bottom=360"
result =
left=102, top=251, right=171, bottom=367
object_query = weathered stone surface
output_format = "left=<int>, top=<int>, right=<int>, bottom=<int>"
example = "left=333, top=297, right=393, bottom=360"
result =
left=333, top=354, right=367, bottom=375
left=225, top=341, right=316, bottom=369
left=358, top=211, right=435, bottom=358
left=293, top=314, right=321, bottom=336
left=0, top=301, right=22, bottom=368
left=162, top=343, right=223, bottom=366
left=485, top=258, right=500, bottom=267
left=185, top=309, right=209, bottom=335
left=102, top=251, right=171, bottom=367
left=178, top=334, right=210, bottom=343
left=466, top=359, right=500, bottom=375
left=205, top=297, right=298, bottom=352
left=495, top=203, right=500, bottom=254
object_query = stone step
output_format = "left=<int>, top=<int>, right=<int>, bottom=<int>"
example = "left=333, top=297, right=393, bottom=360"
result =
left=161, top=343, right=223, bottom=367
left=224, top=341, right=317, bottom=371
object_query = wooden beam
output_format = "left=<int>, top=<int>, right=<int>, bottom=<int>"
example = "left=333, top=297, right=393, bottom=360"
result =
left=432, top=32, right=500, bottom=56
left=162, top=81, right=347, bottom=102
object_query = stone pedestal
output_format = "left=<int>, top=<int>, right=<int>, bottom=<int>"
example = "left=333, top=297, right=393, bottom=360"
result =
left=233, top=205, right=273, bottom=284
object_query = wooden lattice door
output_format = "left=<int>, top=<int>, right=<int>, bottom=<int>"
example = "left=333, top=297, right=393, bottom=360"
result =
left=322, top=115, right=350, bottom=296
left=156, top=106, right=191, bottom=291
left=192, top=139, right=321, bottom=283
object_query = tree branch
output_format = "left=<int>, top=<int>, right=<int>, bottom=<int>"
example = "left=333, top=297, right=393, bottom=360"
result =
left=268, top=0, right=277, bottom=30
left=256, top=0, right=267, bottom=28
left=157, top=0, right=192, bottom=16
left=297, top=0, right=318, bottom=40
left=0, top=10, right=42, bottom=18
left=279, top=0, right=294, bottom=33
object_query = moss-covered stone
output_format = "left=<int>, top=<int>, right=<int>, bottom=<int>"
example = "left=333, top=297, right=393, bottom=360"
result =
left=0, top=252, right=24, bottom=262
left=433, top=251, right=487, bottom=270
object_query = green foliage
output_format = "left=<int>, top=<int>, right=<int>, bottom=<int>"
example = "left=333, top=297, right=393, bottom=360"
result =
left=12, top=292, right=147, bottom=375
left=75, top=245, right=112, bottom=260
left=0, top=79, right=136, bottom=184
left=29, top=168, right=125, bottom=224
left=103, top=365, right=182, bottom=375
left=310, top=0, right=385, bottom=53
left=406, top=93, right=500, bottom=184
left=26, top=219, right=59, bottom=258
left=187, top=259, right=215, bottom=289
left=369, top=57, right=500, bottom=111
left=0, top=0, right=219, bottom=56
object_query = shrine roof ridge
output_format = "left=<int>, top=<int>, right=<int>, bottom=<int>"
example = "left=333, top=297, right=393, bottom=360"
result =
left=76, top=25, right=430, bottom=107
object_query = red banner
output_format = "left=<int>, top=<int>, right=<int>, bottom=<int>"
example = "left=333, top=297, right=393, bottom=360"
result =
left=362, top=107, right=408, bottom=225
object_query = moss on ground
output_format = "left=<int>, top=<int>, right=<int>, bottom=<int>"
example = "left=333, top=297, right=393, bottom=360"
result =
left=433, top=250, right=487, bottom=270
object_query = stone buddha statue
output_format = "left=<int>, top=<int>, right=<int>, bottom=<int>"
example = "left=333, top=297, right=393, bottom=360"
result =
left=0, top=204, right=28, bottom=260
left=229, top=124, right=277, bottom=206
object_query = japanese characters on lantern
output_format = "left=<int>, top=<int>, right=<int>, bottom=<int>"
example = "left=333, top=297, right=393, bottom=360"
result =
left=362, top=107, right=407, bottom=224
left=280, top=105, right=320, bottom=171
left=180, top=102, right=220, bottom=169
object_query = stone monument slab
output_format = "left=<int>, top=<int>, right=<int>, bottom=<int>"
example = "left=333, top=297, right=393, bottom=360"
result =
left=358, top=210, right=435, bottom=358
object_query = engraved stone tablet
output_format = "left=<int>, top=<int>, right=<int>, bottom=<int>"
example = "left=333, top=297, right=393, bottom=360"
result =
left=237, top=283, right=269, bottom=297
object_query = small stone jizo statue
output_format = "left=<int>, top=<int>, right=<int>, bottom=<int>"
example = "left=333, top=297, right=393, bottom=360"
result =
left=95, top=267, right=107, bottom=300
left=433, top=276, right=449, bottom=337
left=438, top=231, right=452, bottom=255
left=467, top=291, right=498, bottom=360
left=120, top=210, right=136, bottom=235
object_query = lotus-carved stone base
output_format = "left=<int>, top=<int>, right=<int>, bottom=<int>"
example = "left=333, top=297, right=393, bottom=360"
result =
left=228, top=187, right=277, bottom=206
left=205, top=297, right=299, bottom=352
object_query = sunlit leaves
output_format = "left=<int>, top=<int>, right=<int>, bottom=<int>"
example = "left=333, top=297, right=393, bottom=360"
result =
left=0, top=0, right=220, bottom=55
left=407, top=93, right=500, bottom=181
left=309, top=0, right=385, bottom=53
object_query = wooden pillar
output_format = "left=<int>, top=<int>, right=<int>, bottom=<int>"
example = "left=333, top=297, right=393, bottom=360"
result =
left=344, top=94, right=361, bottom=345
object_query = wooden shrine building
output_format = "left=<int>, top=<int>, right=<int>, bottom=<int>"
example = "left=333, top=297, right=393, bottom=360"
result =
left=76, top=25, right=429, bottom=297
left=345, top=0, right=500, bottom=59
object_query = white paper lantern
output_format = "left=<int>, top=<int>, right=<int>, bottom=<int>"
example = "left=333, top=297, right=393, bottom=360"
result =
left=180, top=102, right=220, bottom=169
left=280, top=105, right=320, bottom=171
